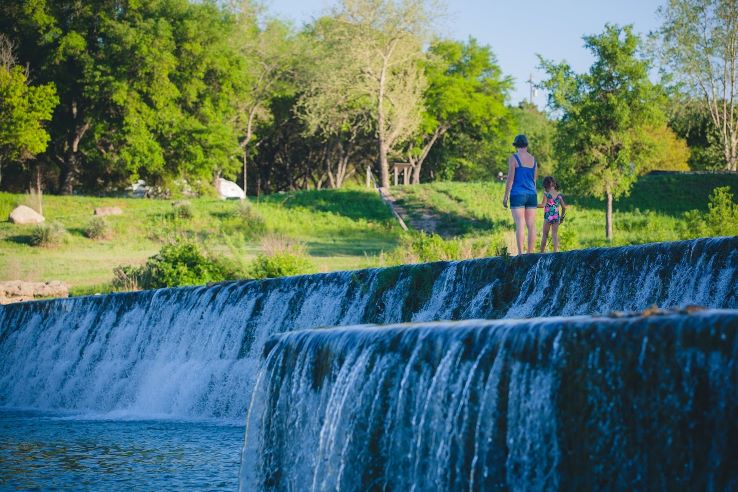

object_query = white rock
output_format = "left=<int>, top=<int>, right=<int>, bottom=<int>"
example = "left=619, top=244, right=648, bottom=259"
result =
left=8, top=205, right=45, bottom=224
left=216, top=178, right=246, bottom=200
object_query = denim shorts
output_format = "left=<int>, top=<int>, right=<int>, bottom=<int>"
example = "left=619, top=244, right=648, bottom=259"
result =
left=510, top=193, right=537, bottom=209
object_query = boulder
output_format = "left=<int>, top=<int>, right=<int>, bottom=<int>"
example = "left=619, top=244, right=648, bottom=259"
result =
left=8, top=205, right=45, bottom=224
left=0, top=280, right=68, bottom=304
left=94, top=206, right=123, bottom=216
left=216, top=177, right=246, bottom=200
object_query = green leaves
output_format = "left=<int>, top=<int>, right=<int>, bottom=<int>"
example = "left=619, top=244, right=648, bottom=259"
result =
left=0, top=51, right=58, bottom=174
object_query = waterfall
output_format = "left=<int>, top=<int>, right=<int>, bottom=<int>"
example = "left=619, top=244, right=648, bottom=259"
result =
left=0, top=237, right=736, bottom=419
left=240, top=310, right=738, bottom=491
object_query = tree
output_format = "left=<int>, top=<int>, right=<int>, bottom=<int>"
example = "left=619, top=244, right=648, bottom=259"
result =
left=511, top=101, right=557, bottom=176
left=1, top=0, right=243, bottom=194
left=657, top=0, right=738, bottom=171
left=0, top=34, right=58, bottom=188
left=639, top=125, right=691, bottom=172
left=408, top=38, right=513, bottom=184
left=541, top=24, right=666, bottom=240
left=301, top=0, right=433, bottom=189
left=232, top=3, right=299, bottom=195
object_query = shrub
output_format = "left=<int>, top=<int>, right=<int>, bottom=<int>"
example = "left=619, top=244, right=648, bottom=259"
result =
left=681, top=186, right=738, bottom=238
left=234, top=200, right=267, bottom=237
left=171, top=200, right=194, bottom=219
left=29, top=222, right=67, bottom=247
left=113, top=240, right=243, bottom=290
left=249, top=253, right=315, bottom=279
left=383, top=232, right=501, bottom=265
left=85, top=216, right=112, bottom=240
left=248, top=235, right=315, bottom=279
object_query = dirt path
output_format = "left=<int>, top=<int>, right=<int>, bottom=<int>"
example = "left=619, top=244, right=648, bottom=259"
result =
left=379, top=187, right=441, bottom=235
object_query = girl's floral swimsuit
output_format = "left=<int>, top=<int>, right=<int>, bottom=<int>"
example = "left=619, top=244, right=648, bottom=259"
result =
left=544, top=192, right=563, bottom=224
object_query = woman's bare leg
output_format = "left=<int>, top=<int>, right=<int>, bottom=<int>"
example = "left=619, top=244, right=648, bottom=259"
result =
left=511, top=208, right=526, bottom=255
left=540, top=222, right=550, bottom=253
left=524, top=208, right=537, bottom=254
left=552, top=223, right=560, bottom=252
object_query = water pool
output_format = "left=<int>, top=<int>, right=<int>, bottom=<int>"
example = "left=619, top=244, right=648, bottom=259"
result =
left=0, top=411, right=244, bottom=490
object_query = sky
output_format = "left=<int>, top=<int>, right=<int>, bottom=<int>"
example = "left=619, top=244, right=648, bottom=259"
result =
left=263, top=0, right=665, bottom=107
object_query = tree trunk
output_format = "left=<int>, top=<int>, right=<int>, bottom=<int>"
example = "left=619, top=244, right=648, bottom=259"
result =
left=411, top=125, right=447, bottom=184
left=605, top=188, right=613, bottom=241
left=377, top=51, right=390, bottom=189
left=58, top=102, right=89, bottom=195
left=242, top=110, right=257, bottom=195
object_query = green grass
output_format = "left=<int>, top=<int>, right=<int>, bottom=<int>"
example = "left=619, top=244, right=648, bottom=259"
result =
left=1, top=173, right=736, bottom=294
left=0, top=187, right=402, bottom=292
left=392, top=173, right=738, bottom=248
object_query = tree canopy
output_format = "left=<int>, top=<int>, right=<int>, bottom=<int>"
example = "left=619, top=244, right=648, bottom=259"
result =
left=541, top=24, right=671, bottom=240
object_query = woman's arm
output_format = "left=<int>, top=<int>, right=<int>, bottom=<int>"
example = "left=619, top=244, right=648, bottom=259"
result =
left=502, top=157, right=515, bottom=208
left=537, top=193, right=546, bottom=208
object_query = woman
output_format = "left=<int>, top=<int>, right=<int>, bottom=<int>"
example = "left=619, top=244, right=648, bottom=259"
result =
left=502, top=134, right=538, bottom=255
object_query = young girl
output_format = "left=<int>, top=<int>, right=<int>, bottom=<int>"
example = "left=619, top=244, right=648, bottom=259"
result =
left=538, top=176, right=567, bottom=253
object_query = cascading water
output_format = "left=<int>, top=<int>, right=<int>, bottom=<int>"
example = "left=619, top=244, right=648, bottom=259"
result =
left=0, top=237, right=735, bottom=419
left=241, top=310, right=738, bottom=491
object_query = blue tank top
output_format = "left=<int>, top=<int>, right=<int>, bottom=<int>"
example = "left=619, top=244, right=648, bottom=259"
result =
left=510, top=153, right=537, bottom=195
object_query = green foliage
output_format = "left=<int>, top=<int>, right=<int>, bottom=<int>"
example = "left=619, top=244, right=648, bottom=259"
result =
left=249, top=252, right=315, bottom=279
left=248, top=235, right=315, bottom=278
left=0, top=40, right=58, bottom=182
left=540, top=24, right=668, bottom=239
left=29, top=221, right=67, bottom=247
left=171, top=201, right=194, bottom=220
left=383, top=231, right=502, bottom=265
left=657, top=0, right=738, bottom=171
left=541, top=25, right=666, bottom=200
left=510, top=102, right=557, bottom=176
left=233, top=200, right=267, bottom=238
left=666, top=97, right=724, bottom=170
left=681, top=186, right=738, bottom=237
left=84, top=216, right=112, bottom=240
left=114, top=240, right=243, bottom=290
left=0, top=0, right=245, bottom=193
left=418, top=38, right=514, bottom=181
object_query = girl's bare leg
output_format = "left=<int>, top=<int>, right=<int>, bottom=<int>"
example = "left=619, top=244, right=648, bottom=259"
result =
left=511, top=208, right=526, bottom=255
left=540, top=222, right=550, bottom=253
left=524, top=208, right=537, bottom=254
left=552, top=223, right=560, bottom=252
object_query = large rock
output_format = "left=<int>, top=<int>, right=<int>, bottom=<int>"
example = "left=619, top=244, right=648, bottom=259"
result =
left=216, top=177, right=246, bottom=200
left=0, top=280, right=68, bottom=304
left=94, top=206, right=123, bottom=216
left=8, top=205, right=45, bottom=224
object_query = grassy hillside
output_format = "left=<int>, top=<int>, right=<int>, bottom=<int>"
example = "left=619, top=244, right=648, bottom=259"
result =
left=0, top=173, right=736, bottom=295
left=392, top=173, right=738, bottom=247
left=0, top=188, right=402, bottom=293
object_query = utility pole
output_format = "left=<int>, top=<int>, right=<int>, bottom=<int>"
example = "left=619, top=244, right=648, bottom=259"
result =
left=526, top=73, right=535, bottom=105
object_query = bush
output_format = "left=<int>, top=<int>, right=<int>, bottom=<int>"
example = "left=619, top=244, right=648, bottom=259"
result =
left=171, top=200, right=194, bottom=219
left=681, top=186, right=738, bottom=238
left=85, top=216, right=112, bottom=240
left=113, top=240, right=243, bottom=290
left=29, top=222, right=67, bottom=247
left=234, top=200, right=267, bottom=237
left=248, top=235, right=315, bottom=279
left=383, top=232, right=500, bottom=265
left=249, top=252, right=315, bottom=279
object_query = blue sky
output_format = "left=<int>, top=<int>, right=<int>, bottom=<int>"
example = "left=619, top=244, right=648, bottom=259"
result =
left=263, top=0, right=665, bottom=107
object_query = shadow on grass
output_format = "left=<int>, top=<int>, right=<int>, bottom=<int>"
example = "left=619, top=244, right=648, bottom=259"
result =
left=5, top=234, right=33, bottom=245
left=569, top=173, right=738, bottom=217
left=262, top=189, right=394, bottom=222
left=394, top=196, right=510, bottom=238
left=304, top=234, right=400, bottom=257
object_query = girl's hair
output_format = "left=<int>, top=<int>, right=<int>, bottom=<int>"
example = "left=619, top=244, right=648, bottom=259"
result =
left=542, top=176, right=558, bottom=191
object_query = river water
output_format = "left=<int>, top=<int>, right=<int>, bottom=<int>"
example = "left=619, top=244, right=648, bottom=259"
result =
left=0, top=410, right=243, bottom=490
